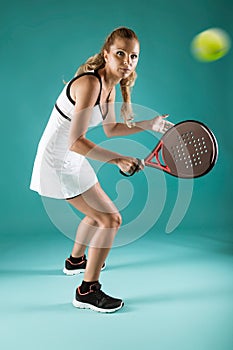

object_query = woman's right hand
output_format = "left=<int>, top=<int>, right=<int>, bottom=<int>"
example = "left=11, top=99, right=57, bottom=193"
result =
left=114, top=156, right=144, bottom=175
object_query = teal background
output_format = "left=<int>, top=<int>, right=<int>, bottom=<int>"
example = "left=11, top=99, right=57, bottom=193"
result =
left=1, top=0, right=233, bottom=349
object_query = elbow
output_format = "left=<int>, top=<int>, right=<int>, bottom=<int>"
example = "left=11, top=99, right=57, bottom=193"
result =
left=104, top=130, right=112, bottom=138
left=104, top=125, right=116, bottom=138
left=69, top=135, right=85, bottom=152
left=69, top=143, right=75, bottom=152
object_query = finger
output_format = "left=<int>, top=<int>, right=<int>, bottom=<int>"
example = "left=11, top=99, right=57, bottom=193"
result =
left=122, top=162, right=132, bottom=173
left=128, top=165, right=138, bottom=175
left=165, top=121, right=174, bottom=128
left=162, top=120, right=174, bottom=133
left=128, top=158, right=139, bottom=173
left=125, top=160, right=136, bottom=173
left=136, top=158, right=144, bottom=170
left=134, top=164, right=140, bottom=173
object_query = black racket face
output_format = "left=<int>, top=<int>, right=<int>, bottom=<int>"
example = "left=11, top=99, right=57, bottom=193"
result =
left=162, top=120, right=218, bottom=178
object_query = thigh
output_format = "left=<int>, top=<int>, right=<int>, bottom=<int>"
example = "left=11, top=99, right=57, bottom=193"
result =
left=66, top=183, right=118, bottom=218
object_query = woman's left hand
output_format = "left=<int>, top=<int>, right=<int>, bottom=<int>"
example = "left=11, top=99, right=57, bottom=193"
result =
left=149, top=114, right=174, bottom=134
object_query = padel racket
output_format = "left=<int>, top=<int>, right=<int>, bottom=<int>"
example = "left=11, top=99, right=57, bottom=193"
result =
left=120, top=120, right=218, bottom=178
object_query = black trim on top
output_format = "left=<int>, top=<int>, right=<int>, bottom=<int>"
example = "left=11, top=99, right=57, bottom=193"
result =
left=55, top=103, right=71, bottom=122
left=66, top=70, right=112, bottom=120
left=98, top=103, right=109, bottom=120
left=66, top=71, right=102, bottom=106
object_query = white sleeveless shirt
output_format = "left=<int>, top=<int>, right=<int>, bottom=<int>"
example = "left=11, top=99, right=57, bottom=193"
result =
left=30, top=71, right=108, bottom=199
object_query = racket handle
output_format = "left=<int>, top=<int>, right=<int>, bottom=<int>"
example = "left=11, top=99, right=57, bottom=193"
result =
left=119, top=158, right=143, bottom=177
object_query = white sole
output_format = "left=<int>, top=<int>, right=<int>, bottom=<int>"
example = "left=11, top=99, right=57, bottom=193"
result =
left=72, top=299, right=124, bottom=313
left=63, top=264, right=106, bottom=276
left=63, top=267, right=85, bottom=275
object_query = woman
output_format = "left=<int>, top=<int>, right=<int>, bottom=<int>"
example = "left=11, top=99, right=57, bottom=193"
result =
left=30, top=27, right=173, bottom=313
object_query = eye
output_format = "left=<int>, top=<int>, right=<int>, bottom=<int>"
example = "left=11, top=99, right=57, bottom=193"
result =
left=131, top=54, right=138, bottom=59
left=116, top=51, right=125, bottom=56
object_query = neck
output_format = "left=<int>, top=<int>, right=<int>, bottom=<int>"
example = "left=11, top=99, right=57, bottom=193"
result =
left=98, top=67, right=121, bottom=90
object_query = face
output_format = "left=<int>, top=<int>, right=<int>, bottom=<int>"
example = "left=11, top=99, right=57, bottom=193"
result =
left=104, top=37, right=140, bottom=79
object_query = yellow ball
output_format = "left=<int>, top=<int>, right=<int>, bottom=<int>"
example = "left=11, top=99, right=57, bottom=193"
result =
left=191, top=28, right=231, bottom=62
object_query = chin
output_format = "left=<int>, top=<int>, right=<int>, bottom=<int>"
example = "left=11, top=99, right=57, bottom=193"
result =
left=121, top=72, right=131, bottom=79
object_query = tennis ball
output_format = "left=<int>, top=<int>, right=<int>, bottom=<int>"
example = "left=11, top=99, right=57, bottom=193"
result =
left=191, top=28, right=231, bottom=62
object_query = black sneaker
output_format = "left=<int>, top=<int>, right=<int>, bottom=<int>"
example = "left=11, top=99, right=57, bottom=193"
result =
left=63, top=255, right=106, bottom=276
left=72, top=282, right=124, bottom=313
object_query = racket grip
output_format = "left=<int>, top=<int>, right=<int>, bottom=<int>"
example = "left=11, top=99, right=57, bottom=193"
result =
left=119, top=158, right=143, bottom=177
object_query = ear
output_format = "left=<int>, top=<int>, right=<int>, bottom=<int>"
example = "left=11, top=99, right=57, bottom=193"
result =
left=103, top=49, right=109, bottom=63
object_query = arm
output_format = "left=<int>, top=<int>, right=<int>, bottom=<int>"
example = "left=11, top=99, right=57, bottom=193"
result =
left=104, top=116, right=174, bottom=137
left=104, top=119, right=153, bottom=137
left=102, top=90, right=174, bottom=137
left=69, top=76, right=142, bottom=173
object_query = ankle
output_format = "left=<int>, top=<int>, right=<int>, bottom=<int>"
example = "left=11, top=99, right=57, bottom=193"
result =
left=69, top=254, right=85, bottom=264
left=80, top=280, right=99, bottom=293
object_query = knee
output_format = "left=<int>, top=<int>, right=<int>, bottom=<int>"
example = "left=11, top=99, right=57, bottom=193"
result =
left=84, top=216, right=98, bottom=227
left=111, top=212, right=122, bottom=228
left=99, top=212, right=122, bottom=229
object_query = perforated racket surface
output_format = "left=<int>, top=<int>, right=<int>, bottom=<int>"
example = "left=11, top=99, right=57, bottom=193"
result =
left=121, top=120, right=218, bottom=178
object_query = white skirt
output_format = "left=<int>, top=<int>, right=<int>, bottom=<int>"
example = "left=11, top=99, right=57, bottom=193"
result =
left=30, top=148, right=98, bottom=199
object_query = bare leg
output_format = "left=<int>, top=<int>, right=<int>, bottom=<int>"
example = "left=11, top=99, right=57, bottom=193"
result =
left=84, top=216, right=120, bottom=281
left=85, top=247, right=110, bottom=281
left=71, top=216, right=98, bottom=257
left=66, top=183, right=122, bottom=282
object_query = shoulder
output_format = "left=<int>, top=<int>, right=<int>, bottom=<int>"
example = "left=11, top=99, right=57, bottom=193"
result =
left=72, top=73, right=101, bottom=92
left=70, top=73, right=101, bottom=105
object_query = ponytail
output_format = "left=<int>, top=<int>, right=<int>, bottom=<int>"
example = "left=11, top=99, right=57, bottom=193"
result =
left=75, top=53, right=105, bottom=76
left=120, top=71, right=137, bottom=127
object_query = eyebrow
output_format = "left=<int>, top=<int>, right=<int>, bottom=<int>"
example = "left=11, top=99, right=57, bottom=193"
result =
left=114, top=48, right=139, bottom=54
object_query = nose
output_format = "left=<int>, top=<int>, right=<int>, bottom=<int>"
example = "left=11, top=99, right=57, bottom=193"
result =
left=123, top=55, right=131, bottom=66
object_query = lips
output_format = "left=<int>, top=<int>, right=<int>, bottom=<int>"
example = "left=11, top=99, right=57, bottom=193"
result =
left=120, top=68, right=131, bottom=73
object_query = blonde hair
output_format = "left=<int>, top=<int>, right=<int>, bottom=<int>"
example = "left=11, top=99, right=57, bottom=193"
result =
left=75, top=27, right=139, bottom=127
